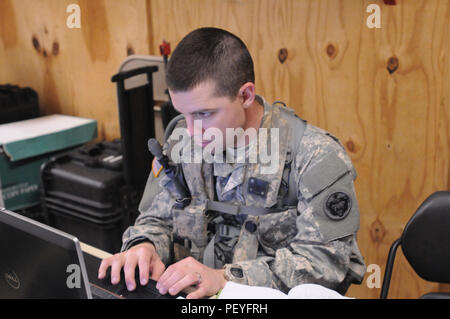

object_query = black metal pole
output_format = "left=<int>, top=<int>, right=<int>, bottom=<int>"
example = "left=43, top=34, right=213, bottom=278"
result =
left=380, top=238, right=401, bottom=299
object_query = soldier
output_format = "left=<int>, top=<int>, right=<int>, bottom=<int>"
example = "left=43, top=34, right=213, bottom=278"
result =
left=98, top=27, right=366, bottom=299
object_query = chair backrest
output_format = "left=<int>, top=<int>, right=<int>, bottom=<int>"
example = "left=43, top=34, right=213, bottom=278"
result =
left=401, top=191, right=450, bottom=283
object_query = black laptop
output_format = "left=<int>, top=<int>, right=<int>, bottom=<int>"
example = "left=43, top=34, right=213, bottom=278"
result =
left=0, top=208, right=184, bottom=299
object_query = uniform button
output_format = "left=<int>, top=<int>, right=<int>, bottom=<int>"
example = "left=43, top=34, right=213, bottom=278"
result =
left=244, top=221, right=257, bottom=233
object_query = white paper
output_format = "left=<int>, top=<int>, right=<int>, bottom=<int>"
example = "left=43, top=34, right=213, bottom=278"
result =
left=0, top=115, right=94, bottom=145
left=218, top=281, right=352, bottom=299
left=287, top=284, right=353, bottom=299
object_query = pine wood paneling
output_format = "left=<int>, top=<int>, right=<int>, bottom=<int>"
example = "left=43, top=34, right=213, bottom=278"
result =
left=0, top=0, right=151, bottom=140
left=0, top=0, right=448, bottom=299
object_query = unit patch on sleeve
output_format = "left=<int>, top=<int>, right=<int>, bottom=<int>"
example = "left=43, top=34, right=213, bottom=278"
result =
left=324, top=191, right=352, bottom=220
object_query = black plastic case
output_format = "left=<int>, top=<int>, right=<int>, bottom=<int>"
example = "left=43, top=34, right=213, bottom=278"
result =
left=41, top=140, right=136, bottom=253
left=0, top=84, right=40, bottom=124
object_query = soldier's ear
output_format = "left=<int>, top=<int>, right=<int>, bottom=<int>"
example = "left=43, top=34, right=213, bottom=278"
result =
left=238, top=82, right=256, bottom=109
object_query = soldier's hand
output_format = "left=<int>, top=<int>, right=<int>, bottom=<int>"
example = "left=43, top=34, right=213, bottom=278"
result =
left=97, top=242, right=165, bottom=291
left=156, top=256, right=227, bottom=299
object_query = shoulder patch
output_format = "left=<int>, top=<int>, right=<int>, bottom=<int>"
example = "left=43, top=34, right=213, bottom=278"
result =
left=304, top=172, right=360, bottom=242
left=324, top=192, right=352, bottom=220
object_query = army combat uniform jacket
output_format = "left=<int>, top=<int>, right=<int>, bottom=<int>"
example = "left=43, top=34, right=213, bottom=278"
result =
left=121, top=95, right=366, bottom=294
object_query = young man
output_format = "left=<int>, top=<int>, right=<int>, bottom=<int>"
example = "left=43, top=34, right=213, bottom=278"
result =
left=98, top=27, right=365, bottom=299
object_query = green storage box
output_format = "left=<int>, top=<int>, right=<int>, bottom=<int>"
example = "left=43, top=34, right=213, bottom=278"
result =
left=0, top=114, right=97, bottom=210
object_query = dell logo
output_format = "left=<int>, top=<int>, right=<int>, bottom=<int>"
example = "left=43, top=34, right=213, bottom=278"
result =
left=4, top=271, right=20, bottom=290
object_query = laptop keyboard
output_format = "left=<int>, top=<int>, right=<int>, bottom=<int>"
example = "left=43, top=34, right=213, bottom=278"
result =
left=83, top=252, right=185, bottom=299
left=90, top=279, right=175, bottom=299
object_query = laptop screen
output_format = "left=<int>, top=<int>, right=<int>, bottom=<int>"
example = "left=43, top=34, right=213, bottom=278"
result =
left=0, top=208, right=91, bottom=299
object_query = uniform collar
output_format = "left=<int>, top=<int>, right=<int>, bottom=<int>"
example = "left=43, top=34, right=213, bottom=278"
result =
left=213, top=94, right=271, bottom=177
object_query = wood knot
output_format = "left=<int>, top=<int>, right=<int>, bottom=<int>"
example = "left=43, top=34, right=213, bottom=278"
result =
left=387, top=56, right=399, bottom=74
left=32, top=35, right=40, bottom=52
left=52, top=42, right=59, bottom=56
left=370, top=219, right=386, bottom=243
left=127, top=46, right=135, bottom=56
left=278, top=48, right=288, bottom=64
left=326, top=43, right=337, bottom=59
left=346, top=140, right=356, bottom=153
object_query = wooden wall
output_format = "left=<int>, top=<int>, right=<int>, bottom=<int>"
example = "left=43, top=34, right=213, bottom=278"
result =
left=0, top=0, right=151, bottom=140
left=0, top=0, right=448, bottom=299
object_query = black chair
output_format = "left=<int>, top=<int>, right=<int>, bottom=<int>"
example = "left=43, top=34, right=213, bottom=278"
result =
left=380, top=191, right=450, bottom=299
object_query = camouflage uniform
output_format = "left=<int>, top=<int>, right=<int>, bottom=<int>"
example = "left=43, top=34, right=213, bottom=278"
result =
left=121, top=95, right=366, bottom=294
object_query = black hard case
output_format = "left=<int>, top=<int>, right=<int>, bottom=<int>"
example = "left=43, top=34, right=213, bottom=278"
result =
left=0, top=84, right=40, bottom=124
left=41, top=141, right=135, bottom=253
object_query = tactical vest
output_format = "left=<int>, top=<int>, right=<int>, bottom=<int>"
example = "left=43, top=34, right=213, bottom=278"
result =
left=159, top=99, right=307, bottom=267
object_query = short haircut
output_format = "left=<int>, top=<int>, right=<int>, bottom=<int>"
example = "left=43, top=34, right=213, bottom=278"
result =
left=166, top=27, right=255, bottom=100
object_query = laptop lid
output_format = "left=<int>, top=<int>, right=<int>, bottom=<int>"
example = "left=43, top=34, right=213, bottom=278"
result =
left=0, top=208, right=92, bottom=299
